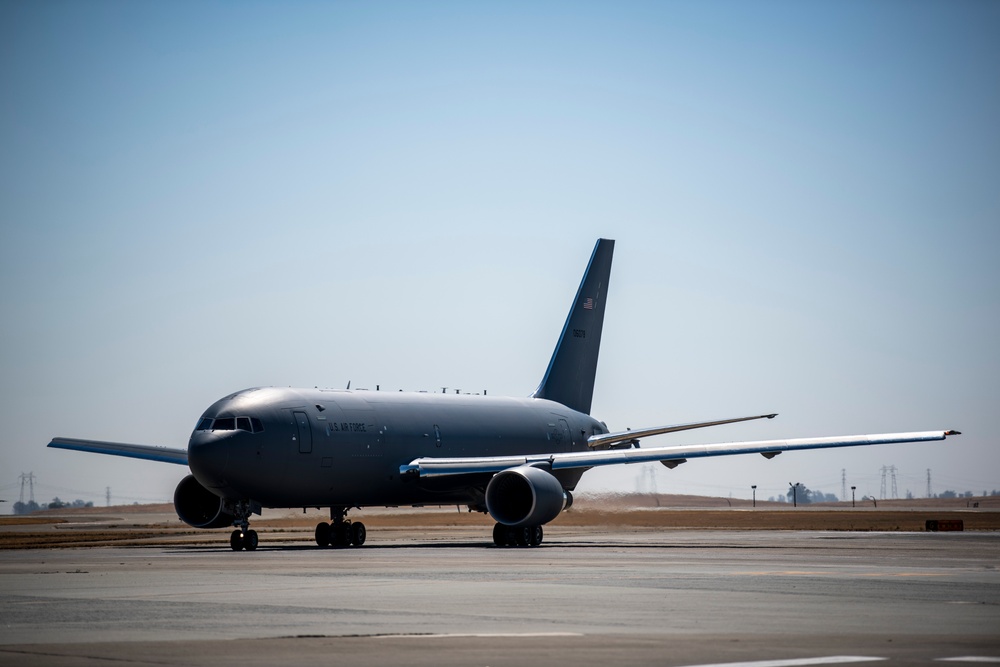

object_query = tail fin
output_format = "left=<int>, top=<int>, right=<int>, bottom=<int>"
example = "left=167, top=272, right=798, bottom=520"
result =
left=531, top=238, right=615, bottom=415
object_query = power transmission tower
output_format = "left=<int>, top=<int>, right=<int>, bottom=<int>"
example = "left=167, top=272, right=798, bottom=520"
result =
left=926, top=469, right=932, bottom=499
left=18, top=472, right=36, bottom=505
left=639, top=465, right=658, bottom=496
left=106, top=487, right=111, bottom=507
left=841, top=469, right=846, bottom=501
left=880, top=466, right=899, bottom=500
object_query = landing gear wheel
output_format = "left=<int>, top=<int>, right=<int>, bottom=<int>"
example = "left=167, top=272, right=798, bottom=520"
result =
left=244, top=529, right=259, bottom=551
left=350, top=522, right=366, bottom=546
left=493, top=523, right=508, bottom=547
left=315, top=522, right=331, bottom=547
left=332, top=522, right=351, bottom=548
left=230, top=529, right=244, bottom=551
left=514, top=526, right=530, bottom=547
left=528, top=525, right=543, bottom=547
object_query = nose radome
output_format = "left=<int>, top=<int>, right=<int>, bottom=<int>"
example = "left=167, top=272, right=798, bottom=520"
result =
left=187, top=431, right=230, bottom=490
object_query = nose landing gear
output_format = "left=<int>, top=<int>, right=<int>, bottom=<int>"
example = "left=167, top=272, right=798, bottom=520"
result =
left=315, top=507, right=366, bottom=548
left=228, top=500, right=259, bottom=551
left=230, top=528, right=258, bottom=551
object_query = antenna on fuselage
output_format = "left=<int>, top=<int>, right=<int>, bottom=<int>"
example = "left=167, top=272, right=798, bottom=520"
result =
left=346, top=380, right=351, bottom=390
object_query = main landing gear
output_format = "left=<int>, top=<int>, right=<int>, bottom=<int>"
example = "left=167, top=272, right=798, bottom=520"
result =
left=315, top=507, right=366, bottom=548
left=493, top=523, right=543, bottom=547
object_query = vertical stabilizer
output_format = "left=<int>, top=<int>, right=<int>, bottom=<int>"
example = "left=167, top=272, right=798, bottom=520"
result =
left=531, top=238, right=614, bottom=415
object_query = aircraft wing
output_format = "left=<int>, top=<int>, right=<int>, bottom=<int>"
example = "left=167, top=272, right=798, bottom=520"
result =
left=402, top=430, right=959, bottom=479
left=48, top=437, right=189, bottom=466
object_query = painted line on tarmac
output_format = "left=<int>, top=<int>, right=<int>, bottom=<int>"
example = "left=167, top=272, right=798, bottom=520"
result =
left=678, top=657, right=886, bottom=667
left=936, top=658, right=1000, bottom=663
left=373, top=632, right=584, bottom=639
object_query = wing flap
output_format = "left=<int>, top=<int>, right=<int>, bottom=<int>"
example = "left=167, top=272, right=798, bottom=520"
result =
left=48, top=437, right=188, bottom=466
left=403, top=430, right=956, bottom=479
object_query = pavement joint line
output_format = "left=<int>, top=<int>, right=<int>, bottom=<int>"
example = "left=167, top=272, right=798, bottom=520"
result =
left=676, top=657, right=886, bottom=667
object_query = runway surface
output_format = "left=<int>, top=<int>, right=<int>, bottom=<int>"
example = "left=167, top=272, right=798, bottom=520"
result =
left=1, top=529, right=998, bottom=666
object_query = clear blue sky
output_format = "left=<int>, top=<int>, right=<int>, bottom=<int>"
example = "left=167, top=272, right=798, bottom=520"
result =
left=2, top=1, right=998, bottom=509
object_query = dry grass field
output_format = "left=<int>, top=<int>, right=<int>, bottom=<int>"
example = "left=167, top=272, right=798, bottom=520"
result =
left=2, top=492, right=997, bottom=550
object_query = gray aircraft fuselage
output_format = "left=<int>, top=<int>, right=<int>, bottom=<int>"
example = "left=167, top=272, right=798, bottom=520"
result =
left=191, top=387, right=605, bottom=509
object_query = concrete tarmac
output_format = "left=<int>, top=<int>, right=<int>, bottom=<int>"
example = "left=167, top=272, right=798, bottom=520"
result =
left=1, top=528, right=998, bottom=666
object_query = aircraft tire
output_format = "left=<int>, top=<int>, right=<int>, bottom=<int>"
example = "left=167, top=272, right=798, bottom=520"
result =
left=315, top=522, right=331, bottom=547
left=245, top=530, right=259, bottom=551
left=230, top=529, right=244, bottom=551
left=492, top=523, right=507, bottom=547
left=332, top=523, right=351, bottom=548
left=514, top=526, right=530, bottom=547
left=350, top=522, right=366, bottom=546
left=528, top=525, right=543, bottom=547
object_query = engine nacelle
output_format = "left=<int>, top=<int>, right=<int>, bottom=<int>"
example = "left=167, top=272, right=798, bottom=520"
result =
left=173, top=474, right=235, bottom=529
left=485, top=465, right=568, bottom=527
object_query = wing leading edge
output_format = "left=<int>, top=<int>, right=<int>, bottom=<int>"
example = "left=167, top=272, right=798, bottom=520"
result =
left=401, top=430, right=959, bottom=479
left=48, top=437, right=189, bottom=466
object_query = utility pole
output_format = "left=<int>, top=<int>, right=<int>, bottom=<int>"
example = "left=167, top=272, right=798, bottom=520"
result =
left=841, top=469, right=846, bottom=502
left=106, top=487, right=111, bottom=507
left=880, top=466, right=887, bottom=500
left=851, top=486, right=856, bottom=508
left=752, top=485, right=757, bottom=508
left=926, top=469, right=932, bottom=499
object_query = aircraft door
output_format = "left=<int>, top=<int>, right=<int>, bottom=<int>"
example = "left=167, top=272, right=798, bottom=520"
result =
left=294, top=411, right=313, bottom=454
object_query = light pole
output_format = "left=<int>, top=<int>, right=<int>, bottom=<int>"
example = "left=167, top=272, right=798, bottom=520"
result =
left=789, top=482, right=800, bottom=507
left=751, top=485, right=757, bottom=508
left=851, top=486, right=856, bottom=508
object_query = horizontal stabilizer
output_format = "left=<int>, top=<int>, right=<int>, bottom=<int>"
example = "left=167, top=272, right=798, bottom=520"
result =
left=588, top=413, right=778, bottom=449
left=48, top=437, right=188, bottom=466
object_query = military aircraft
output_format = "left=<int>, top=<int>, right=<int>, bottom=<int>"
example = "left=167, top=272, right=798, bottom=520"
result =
left=49, top=239, right=958, bottom=550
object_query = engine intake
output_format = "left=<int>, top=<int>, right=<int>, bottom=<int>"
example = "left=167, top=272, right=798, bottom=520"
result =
left=485, top=465, right=568, bottom=527
left=174, top=474, right=235, bottom=529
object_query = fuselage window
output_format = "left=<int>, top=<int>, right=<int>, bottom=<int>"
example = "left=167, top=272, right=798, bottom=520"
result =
left=213, top=417, right=236, bottom=431
left=196, top=418, right=214, bottom=431
left=236, top=417, right=252, bottom=432
left=250, top=417, right=264, bottom=433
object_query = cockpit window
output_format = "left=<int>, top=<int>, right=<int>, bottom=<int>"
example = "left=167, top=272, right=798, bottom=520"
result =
left=196, top=416, right=263, bottom=433
left=213, top=417, right=236, bottom=431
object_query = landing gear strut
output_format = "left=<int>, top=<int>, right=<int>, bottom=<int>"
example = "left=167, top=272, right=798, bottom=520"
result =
left=315, top=507, right=366, bottom=548
left=229, top=500, right=259, bottom=551
left=493, top=523, right=543, bottom=547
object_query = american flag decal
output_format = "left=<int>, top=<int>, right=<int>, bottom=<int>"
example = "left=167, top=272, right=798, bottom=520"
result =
left=583, top=297, right=594, bottom=310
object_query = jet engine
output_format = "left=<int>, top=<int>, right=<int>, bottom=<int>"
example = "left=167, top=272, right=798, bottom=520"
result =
left=485, top=465, right=569, bottom=527
left=173, top=474, right=235, bottom=529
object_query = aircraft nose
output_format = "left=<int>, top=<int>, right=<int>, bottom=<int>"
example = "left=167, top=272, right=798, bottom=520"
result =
left=187, top=431, right=230, bottom=489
